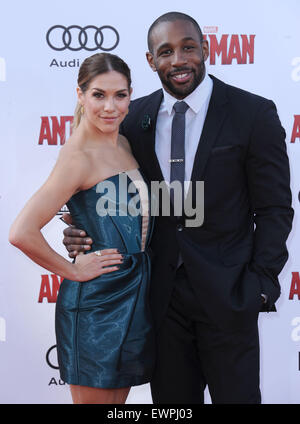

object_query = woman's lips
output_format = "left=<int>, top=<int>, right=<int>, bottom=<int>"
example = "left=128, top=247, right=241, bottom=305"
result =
left=100, top=116, right=118, bottom=122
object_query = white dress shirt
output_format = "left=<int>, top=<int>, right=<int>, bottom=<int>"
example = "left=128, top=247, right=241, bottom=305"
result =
left=155, top=72, right=213, bottom=196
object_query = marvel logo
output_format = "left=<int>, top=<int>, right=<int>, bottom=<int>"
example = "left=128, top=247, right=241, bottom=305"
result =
left=203, top=26, right=218, bottom=33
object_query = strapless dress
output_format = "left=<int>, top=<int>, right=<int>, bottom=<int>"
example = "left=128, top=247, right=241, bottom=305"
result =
left=55, top=168, right=156, bottom=388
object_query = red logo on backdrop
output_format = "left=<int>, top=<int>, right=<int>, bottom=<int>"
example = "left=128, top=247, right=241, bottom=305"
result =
left=289, top=272, right=300, bottom=300
left=38, top=274, right=63, bottom=303
left=203, top=27, right=255, bottom=65
left=38, top=116, right=73, bottom=145
left=291, top=115, right=300, bottom=143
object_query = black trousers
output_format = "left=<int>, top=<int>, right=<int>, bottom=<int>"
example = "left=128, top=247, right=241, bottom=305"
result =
left=150, top=265, right=261, bottom=404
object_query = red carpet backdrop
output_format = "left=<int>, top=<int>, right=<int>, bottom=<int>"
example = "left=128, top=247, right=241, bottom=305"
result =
left=0, top=0, right=299, bottom=404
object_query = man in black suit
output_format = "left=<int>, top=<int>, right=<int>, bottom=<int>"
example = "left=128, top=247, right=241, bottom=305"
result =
left=63, top=12, right=293, bottom=403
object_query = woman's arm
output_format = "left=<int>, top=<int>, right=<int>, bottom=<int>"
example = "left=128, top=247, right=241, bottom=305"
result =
left=9, top=149, right=122, bottom=281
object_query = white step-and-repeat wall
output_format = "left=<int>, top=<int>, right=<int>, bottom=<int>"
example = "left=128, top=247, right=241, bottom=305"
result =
left=0, top=0, right=299, bottom=404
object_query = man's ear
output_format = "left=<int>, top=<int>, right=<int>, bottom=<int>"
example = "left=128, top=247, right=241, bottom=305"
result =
left=146, top=52, right=157, bottom=72
left=202, top=40, right=209, bottom=62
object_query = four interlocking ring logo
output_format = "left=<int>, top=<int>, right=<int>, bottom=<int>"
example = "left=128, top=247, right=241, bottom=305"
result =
left=46, top=25, right=120, bottom=51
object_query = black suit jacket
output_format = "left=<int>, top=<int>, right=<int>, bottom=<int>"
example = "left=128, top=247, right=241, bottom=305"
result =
left=120, top=75, right=294, bottom=331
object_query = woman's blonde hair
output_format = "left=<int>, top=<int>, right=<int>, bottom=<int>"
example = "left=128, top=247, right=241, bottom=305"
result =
left=72, top=53, right=132, bottom=130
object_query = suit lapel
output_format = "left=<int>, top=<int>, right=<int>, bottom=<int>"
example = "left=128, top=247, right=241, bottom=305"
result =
left=137, top=90, right=164, bottom=183
left=130, top=78, right=229, bottom=221
left=132, top=78, right=228, bottom=184
left=190, top=75, right=229, bottom=183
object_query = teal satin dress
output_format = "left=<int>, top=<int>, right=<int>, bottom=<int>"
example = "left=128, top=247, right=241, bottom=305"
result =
left=55, top=169, right=156, bottom=389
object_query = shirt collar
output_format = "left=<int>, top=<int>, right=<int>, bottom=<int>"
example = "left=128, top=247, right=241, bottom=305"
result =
left=162, top=72, right=213, bottom=116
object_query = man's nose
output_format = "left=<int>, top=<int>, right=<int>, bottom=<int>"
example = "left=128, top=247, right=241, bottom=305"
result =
left=171, top=50, right=188, bottom=67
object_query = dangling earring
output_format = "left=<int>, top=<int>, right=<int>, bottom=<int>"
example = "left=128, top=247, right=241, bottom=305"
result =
left=81, top=105, right=84, bottom=115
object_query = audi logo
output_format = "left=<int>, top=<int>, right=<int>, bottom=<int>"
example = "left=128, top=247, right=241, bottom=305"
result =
left=46, top=25, right=120, bottom=52
left=46, top=345, right=59, bottom=370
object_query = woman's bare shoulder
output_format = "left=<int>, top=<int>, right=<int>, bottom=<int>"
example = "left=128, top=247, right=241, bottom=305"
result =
left=118, top=134, right=132, bottom=153
left=53, top=138, right=91, bottom=183
left=58, top=137, right=89, bottom=162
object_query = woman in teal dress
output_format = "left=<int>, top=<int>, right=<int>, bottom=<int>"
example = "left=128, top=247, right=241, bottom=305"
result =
left=9, top=53, right=155, bottom=404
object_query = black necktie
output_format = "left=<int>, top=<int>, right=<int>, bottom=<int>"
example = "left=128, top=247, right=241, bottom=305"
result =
left=170, top=101, right=189, bottom=210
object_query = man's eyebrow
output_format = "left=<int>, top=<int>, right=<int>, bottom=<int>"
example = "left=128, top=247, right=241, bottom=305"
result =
left=157, top=42, right=171, bottom=50
left=156, top=37, right=197, bottom=51
left=181, top=37, right=197, bottom=42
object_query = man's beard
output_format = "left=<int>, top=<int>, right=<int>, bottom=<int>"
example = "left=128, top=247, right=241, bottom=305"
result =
left=158, top=60, right=206, bottom=99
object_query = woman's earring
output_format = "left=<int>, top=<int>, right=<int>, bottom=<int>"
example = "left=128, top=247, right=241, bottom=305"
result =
left=81, top=105, right=84, bottom=115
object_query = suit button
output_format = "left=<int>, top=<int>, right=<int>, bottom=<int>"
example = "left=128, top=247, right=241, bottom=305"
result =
left=177, top=224, right=183, bottom=232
